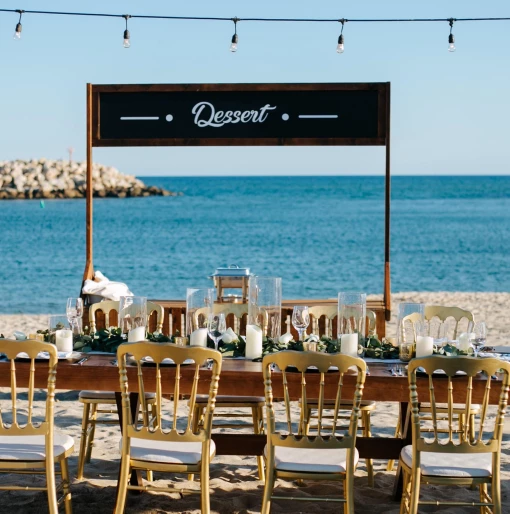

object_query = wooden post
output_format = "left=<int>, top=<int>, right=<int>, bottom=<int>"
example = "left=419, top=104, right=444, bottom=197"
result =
left=83, top=83, right=94, bottom=282
left=384, top=82, right=392, bottom=322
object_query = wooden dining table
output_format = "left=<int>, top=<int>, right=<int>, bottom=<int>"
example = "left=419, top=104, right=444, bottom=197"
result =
left=0, top=354, right=501, bottom=499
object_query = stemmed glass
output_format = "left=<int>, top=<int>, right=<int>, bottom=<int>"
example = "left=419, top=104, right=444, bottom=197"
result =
left=292, top=306, right=310, bottom=342
left=207, top=313, right=226, bottom=351
left=473, top=321, right=487, bottom=358
left=66, top=297, right=84, bottom=334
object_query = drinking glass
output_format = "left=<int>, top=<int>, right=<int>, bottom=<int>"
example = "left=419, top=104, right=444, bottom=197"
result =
left=186, top=288, right=214, bottom=335
left=292, top=306, right=310, bottom=341
left=119, top=296, right=147, bottom=342
left=208, top=313, right=226, bottom=351
left=473, top=321, right=487, bottom=358
left=66, top=297, right=84, bottom=335
left=396, top=302, right=425, bottom=345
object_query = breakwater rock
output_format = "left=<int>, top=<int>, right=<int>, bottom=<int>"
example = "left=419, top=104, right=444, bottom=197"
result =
left=0, top=159, right=177, bottom=199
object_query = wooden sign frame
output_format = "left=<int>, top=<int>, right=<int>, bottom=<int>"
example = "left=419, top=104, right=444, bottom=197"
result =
left=84, top=82, right=391, bottom=319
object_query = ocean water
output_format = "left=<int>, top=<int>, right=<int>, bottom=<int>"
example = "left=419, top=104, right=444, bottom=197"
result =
left=1, top=176, right=509, bottom=314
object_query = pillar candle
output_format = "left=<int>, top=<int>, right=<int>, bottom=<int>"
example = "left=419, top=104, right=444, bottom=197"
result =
left=340, top=334, right=358, bottom=358
left=416, top=335, right=434, bottom=357
left=190, top=328, right=208, bottom=347
left=246, top=324, right=263, bottom=359
left=128, top=326, right=146, bottom=343
left=55, top=329, right=73, bottom=353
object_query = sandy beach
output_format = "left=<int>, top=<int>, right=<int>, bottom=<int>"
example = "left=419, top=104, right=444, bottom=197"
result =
left=0, top=291, right=508, bottom=513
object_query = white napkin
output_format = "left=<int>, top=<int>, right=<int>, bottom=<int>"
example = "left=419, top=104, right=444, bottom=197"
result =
left=141, top=356, right=194, bottom=365
left=221, top=328, right=238, bottom=344
left=82, top=270, right=133, bottom=301
left=16, top=351, right=73, bottom=360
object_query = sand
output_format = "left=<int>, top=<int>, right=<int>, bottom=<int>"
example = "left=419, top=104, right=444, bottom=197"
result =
left=0, top=292, right=509, bottom=513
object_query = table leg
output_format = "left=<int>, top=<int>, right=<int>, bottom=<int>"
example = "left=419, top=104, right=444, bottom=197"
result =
left=115, top=392, right=143, bottom=491
left=392, top=402, right=411, bottom=500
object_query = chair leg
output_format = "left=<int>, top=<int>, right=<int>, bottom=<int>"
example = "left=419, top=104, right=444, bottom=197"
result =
left=200, top=463, right=211, bottom=514
left=85, top=403, right=98, bottom=463
left=388, top=412, right=401, bottom=472
left=77, top=402, right=91, bottom=480
left=409, top=468, right=421, bottom=514
left=345, top=469, right=355, bottom=514
left=261, top=467, right=275, bottom=514
left=188, top=405, right=203, bottom=482
left=114, top=456, right=130, bottom=514
left=252, top=406, right=265, bottom=482
left=399, top=468, right=409, bottom=514
left=60, top=456, right=73, bottom=514
left=492, top=474, right=502, bottom=514
left=46, top=457, right=58, bottom=514
left=362, top=410, right=374, bottom=487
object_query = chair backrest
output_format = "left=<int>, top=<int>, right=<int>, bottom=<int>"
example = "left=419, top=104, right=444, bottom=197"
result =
left=89, top=300, right=164, bottom=333
left=408, top=356, right=510, bottom=455
left=424, top=305, right=475, bottom=340
left=262, top=351, right=366, bottom=457
left=0, top=339, right=58, bottom=460
left=117, top=342, right=222, bottom=444
left=192, top=304, right=266, bottom=336
left=308, top=306, right=377, bottom=338
left=401, top=306, right=475, bottom=342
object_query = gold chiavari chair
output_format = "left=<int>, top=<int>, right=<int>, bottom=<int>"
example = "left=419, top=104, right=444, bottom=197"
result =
left=388, top=306, right=478, bottom=471
left=0, top=340, right=73, bottom=513
left=77, top=300, right=163, bottom=479
left=190, top=303, right=266, bottom=481
left=399, top=355, right=510, bottom=514
left=261, top=350, right=367, bottom=514
left=114, top=342, right=222, bottom=514
left=305, top=305, right=377, bottom=486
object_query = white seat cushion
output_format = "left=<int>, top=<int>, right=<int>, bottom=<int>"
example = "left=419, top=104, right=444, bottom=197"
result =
left=122, top=437, right=215, bottom=465
left=0, top=433, right=74, bottom=461
left=264, top=444, right=358, bottom=474
left=79, top=390, right=156, bottom=400
left=401, top=445, right=492, bottom=478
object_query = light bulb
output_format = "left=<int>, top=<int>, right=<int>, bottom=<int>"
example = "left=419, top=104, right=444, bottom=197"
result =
left=336, top=34, right=345, bottom=54
left=230, top=34, right=238, bottom=52
left=448, top=34, right=455, bottom=52
left=123, top=29, right=130, bottom=48
left=13, top=22, right=22, bottom=40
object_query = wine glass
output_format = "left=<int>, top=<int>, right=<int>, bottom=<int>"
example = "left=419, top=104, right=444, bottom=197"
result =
left=207, top=313, right=226, bottom=351
left=473, top=321, right=487, bottom=358
left=292, top=306, right=310, bottom=342
left=66, top=297, right=84, bottom=334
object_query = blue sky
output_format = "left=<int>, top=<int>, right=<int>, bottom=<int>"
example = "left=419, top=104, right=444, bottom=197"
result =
left=1, top=0, right=509, bottom=176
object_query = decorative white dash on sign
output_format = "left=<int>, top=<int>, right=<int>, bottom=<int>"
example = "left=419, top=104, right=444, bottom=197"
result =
left=120, top=116, right=160, bottom=121
left=298, top=115, right=339, bottom=119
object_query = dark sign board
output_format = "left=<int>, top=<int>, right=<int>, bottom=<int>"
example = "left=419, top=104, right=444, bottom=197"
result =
left=91, top=83, right=389, bottom=147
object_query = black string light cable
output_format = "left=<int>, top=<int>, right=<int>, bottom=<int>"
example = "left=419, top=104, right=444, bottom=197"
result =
left=2, top=8, right=510, bottom=52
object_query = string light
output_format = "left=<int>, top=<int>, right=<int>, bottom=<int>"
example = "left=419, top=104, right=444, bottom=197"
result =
left=123, top=14, right=131, bottom=48
left=230, top=17, right=239, bottom=52
left=13, top=9, right=23, bottom=40
left=337, top=18, right=345, bottom=53
left=1, top=8, right=510, bottom=52
left=448, top=18, right=456, bottom=52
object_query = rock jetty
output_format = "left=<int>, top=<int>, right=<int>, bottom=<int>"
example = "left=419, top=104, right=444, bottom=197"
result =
left=0, top=159, right=177, bottom=199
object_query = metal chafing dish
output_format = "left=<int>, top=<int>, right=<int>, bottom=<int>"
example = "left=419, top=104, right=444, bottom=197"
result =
left=209, top=265, right=251, bottom=303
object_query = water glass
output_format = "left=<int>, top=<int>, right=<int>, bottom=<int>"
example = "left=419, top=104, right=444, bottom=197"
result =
left=292, top=306, right=310, bottom=341
left=66, top=297, right=84, bottom=335
left=399, top=342, right=414, bottom=362
left=186, top=288, right=214, bottom=336
left=473, top=321, right=487, bottom=358
left=396, top=302, right=425, bottom=345
left=248, top=276, right=282, bottom=341
left=208, top=313, right=226, bottom=351
left=119, top=296, right=147, bottom=342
